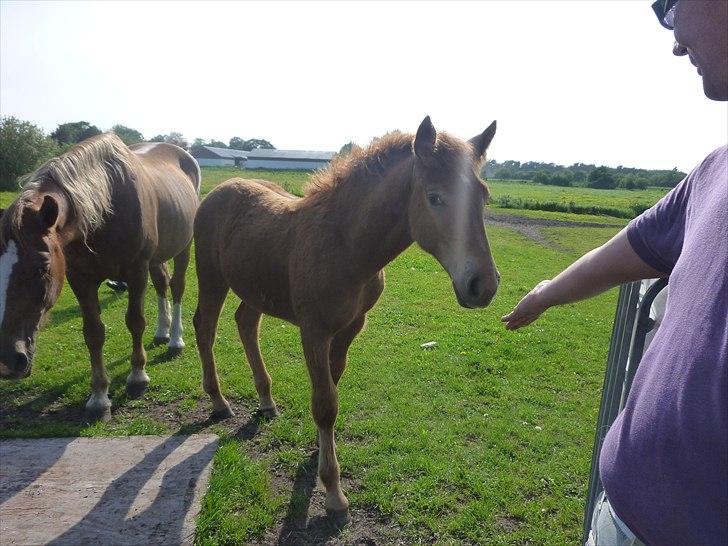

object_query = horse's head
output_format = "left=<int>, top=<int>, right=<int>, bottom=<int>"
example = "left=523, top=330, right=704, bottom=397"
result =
left=408, top=116, right=499, bottom=308
left=0, top=195, right=66, bottom=379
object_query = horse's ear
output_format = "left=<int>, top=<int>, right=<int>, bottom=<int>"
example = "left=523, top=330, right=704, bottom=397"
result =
left=414, top=116, right=437, bottom=160
left=469, top=120, right=497, bottom=160
left=38, top=195, right=59, bottom=232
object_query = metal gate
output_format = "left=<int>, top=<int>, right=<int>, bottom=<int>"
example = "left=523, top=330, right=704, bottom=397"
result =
left=582, top=278, right=669, bottom=542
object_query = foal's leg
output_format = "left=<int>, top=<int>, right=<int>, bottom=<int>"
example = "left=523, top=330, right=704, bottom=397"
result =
left=234, top=302, right=279, bottom=418
left=149, top=263, right=171, bottom=346
left=167, top=243, right=191, bottom=355
left=194, top=276, right=233, bottom=419
left=125, top=263, right=150, bottom=398
left=329, top=315, right=366, bottom=386
left=301, top=325, right=348, bottom=512
left=68, top=272, right=110, bottom=421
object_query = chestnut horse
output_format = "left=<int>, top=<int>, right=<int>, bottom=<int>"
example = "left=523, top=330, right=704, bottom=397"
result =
left=193, top=116, right=499, bottom=513
left=0, top=134, right=200, bottom=421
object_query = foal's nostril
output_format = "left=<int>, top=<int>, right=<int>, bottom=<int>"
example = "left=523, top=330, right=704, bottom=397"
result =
left=467, top=275, right=483, bottom=299
left=14, top=352, right=29, bottom=373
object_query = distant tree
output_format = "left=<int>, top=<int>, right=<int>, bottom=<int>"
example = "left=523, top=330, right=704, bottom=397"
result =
left=533, top=170, right=550, bottom=185
left=243, top=138, right=275, bottom=151
left=111, top=124, right=144, bottom=145
left=0, top=116, right=60, bottom=190
left=548, top=171, right=573, bottom=187
left=208, top=140, right=227, bottom=148
left=148, top=132, right=188, bottom=149
left=50, top=121, right=102, bottom=144
left=587, top=166, right=618, bottom=189
left=229, top=136, right=245, bottom=150
left=190, top=138, right=206, bottom=155
left=338, top=142, right=355, bottom=156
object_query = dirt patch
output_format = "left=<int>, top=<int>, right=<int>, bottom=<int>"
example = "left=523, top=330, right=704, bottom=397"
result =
left=2, top=394, right=409, bottom=545
left=484, top=210, right=620, bottom=251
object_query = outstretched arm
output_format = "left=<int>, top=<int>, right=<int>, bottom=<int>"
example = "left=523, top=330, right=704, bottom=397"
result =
left=501, top=228, right=666, bottom=330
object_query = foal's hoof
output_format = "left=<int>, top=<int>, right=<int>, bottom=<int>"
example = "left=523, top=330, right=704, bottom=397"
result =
left=153, top=336, right=170, bottom=346
left=210, top=406, right=235, bottom=421
left=85, top=406, right=112, bottom=423
left=258, top=405, right=281, bottom=419
left=165, top=346, right=184, bottom=358
left=126, top=381, right=149, bottom=400
left=325, top=507, right=351, bottom=528
left=324, top=491, right=350, bottom=514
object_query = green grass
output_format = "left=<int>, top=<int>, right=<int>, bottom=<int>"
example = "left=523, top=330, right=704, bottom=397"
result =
left=0, top=166, right=630, bottom=543
left=487, top=178, right=666, bottom=219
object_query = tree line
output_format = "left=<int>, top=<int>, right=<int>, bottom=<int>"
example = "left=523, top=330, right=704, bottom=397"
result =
left=483, top=159, right=686, bottom=189
left=0, top=117, right=276, bottom=190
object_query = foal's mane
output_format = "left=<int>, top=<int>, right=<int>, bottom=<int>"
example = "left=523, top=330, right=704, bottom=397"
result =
left=305, top=130, right=476, bottom=198
left=3, top=133, right=133, bottom=244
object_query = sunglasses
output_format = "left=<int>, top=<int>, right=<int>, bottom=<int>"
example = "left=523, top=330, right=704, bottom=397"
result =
left=652, top=0, right=679, bottom=30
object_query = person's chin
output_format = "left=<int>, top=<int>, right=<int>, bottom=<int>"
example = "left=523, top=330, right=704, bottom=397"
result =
left=702, top=78, right=728, bottom=101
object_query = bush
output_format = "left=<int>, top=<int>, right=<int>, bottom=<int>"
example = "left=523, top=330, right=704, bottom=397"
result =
left=0, top=117, right=60, bottom=191
left=587, top=166, right=618, bottom=189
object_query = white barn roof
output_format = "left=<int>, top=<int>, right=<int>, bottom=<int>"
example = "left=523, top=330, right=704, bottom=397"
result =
left=200, top=146, right=249, bottom=159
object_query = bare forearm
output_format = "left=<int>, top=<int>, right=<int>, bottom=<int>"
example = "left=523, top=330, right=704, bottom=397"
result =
left=540, top=228, right=665, bottom=307
left=502, top=228, right=666, bottom=330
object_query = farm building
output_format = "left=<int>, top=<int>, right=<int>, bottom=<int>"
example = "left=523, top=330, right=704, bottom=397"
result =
left=245, top=149, right=335, bottom=170
left=191, top=146, right=248, bottom=167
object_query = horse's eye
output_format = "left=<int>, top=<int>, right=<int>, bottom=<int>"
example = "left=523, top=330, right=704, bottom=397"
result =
left=35, top=265, right=49, bottom=277
left=427, top=193, right=444, bottom=207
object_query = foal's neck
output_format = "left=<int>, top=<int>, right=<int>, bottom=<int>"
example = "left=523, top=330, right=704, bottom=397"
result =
left=330, top=157, right=414, bottom=279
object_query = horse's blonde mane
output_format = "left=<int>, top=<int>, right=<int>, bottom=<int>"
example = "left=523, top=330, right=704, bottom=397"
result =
left=18, top=133, right=133, bottom=240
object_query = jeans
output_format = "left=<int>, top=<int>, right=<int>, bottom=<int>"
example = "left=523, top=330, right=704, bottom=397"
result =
left=586, top=492, right=645, bottom=546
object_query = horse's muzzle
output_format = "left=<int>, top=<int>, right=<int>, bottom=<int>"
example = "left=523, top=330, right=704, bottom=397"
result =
left=0, top=349, right=33, bottom=379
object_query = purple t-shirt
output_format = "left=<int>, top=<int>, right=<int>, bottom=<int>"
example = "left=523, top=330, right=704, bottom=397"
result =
left=600, top=145, right=728, bottom=545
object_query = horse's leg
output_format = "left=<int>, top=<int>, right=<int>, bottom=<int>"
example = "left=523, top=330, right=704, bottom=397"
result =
left=67, top=272, right=110, bottom=421
left=301, top=325, right=348, bottom=512
left=125, top=263, right=150, bottom=398
left=234, top=302, right=279, bottom=418
left=167, top=243, right=191, bottom=356
left=149, top=263, right=171, bottom=346
left=329, top=315, right=366, bottom=386
left=194, top=273, right=233, bottom=419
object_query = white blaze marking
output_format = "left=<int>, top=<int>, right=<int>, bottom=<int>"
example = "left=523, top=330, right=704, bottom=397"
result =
left=154, top=296, right=171, bottom=339
left=0, top=241, right=19, bottom=326
left=169, top=303, right=185, bottom=349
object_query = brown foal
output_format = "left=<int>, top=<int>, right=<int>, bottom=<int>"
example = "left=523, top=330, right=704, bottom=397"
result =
left=193, top=117, right=499, bottom=512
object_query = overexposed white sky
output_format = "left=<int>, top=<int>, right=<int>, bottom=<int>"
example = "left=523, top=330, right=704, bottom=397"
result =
left=1, top=0, right=726, bottom=171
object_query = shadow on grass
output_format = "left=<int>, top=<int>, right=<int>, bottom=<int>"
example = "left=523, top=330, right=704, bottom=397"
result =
left=47, top=291, right=125, bottom=327
left=275, top=451, right=349, bottom=545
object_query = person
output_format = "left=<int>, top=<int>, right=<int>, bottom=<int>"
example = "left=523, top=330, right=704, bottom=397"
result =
left=501, top=1, right=727, bottom=544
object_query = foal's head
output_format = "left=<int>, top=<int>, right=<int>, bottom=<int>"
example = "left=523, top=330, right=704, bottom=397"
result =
left=408, top=116, right=499, bottom=308
left=0, top=195, right=66, bottom=379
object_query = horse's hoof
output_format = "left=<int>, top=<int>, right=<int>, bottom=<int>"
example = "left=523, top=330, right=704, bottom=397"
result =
left=324, top=492, right=350, bottom=515
left=85, top=406, right=112, bottom=423
left=126, top=381, right=149, bottom=399
left=325, top=508, right=351, bottom=527
left=258, top=405, right=280, bottom=419
left=153, top=336, right=170, bottom=346
left=165, top=346, right=184, bottom=358
left=210, top=406, right=235, bottom=420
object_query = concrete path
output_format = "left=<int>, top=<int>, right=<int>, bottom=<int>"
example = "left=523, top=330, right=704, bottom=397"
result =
left=0, top=434, right=218, bottom=546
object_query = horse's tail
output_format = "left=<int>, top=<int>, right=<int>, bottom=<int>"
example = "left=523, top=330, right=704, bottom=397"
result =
left=178, top=148, right=202, bottom=196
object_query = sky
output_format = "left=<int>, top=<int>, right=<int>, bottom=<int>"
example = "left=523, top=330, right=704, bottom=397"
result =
left=1, top=0, right=726, bottom=172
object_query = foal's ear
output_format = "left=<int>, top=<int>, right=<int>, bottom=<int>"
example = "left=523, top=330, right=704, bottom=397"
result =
left=38, top=195, right=59, bottom=232
left=469, top=120, right=497, bottom=160
left=414, top=116, right=437, bottom=160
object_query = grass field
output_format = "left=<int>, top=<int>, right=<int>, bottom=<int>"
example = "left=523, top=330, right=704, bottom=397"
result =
left=0, top=167, right=647, bottom=544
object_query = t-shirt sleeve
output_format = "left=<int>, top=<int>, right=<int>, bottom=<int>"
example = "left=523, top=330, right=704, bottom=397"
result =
left=627, top=175, right=690, bottom=274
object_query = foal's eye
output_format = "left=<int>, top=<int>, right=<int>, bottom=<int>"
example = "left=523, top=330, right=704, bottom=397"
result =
left=35, top=265, right=49, bottom=277
left=427, top=193, right=444, bottom=207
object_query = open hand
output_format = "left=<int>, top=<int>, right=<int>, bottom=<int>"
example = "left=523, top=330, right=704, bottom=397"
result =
left=501, top=280, right=552, bottom=330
